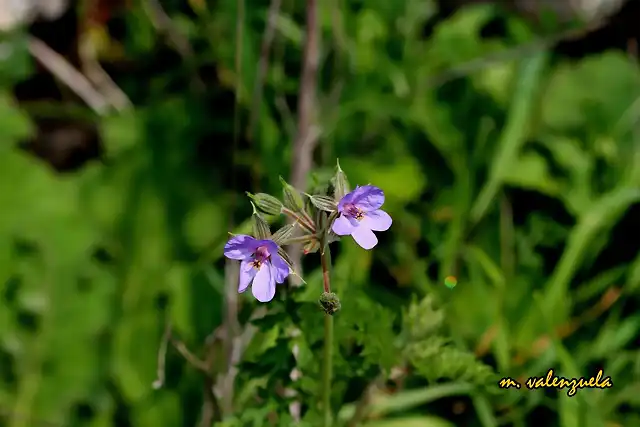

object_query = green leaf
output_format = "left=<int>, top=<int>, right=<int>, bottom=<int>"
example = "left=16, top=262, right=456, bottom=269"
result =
left=502, top=152, right=561, bottom=197
left=0, top=33, right=33, bottom=85
left=341, top=155, right=426, bottom=204
left=0, top=93, right=34, bottom=147
left=427, top=4, right=499, bottom=67
left=339, top=383, right=474, bottom=421
left=183, top=200, right=226, bottom=250
left=470, top=51, right=549, bottom=223
left=542, top=52, right=640, bottom=133
left=100, top=112, right=143, bottom=158
left=344, top=298, right=398, bottom=372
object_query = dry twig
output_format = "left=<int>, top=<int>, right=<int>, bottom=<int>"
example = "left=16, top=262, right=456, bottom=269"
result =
left=27, top=37, right=110, bottom=115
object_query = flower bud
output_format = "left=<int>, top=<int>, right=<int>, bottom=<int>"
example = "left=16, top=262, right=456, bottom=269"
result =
left=314, top=211, right=332, bottom=241
left=305, top=194, right=338, bottom=212
left=247, top=192, right=283, bottom=216
left=250, top=202, right=271, bottom=239
left=278, top=247, right=294, bottom=268
left=331, top=159, right=350, bottom=202
left=319, top=292, right=341, bottom=315
left=279, top=176, right=305, bottom=212
left=271, top=223, right=296, bottom=245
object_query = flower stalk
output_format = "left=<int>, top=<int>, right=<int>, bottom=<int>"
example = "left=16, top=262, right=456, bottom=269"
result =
left=282, top=207, right=316, bottom=233
left=321, top=248, right=331, bottom=294
left=223, top=160, right=391, bottom=426
left=320, top=243, right=334, bottom=427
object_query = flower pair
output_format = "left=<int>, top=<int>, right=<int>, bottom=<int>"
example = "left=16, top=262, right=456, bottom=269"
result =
left=224, top=184, right=392, bottom=302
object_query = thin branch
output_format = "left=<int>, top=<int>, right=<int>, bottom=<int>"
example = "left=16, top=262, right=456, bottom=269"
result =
left=0, top=409, right=61, bottom=427
left=287, top=0, right=321, bottom=285
left=152, top=320, right=173, bottom=389
left=171, top=338, right=210, bottom=373
left=217, top=0, right=246, bottom=416
left=200, top=329, right=223, bottom=426
left=214, top=307, right=268, bottom=407
left=275, top=95, right=297, bottom=140
left=79, top=55, right=132, bottom=111
left=248, top=0, right=283, bottom=140
left=143, top=0, right=205, bottom=91
left=146, top=0, right=195, bottom=58
left=475, top=287, right=622, bottom=362
left=290, top=0, right=320, bottom=189
left=272, top=0, right=296, bottom=142
left=347, top=376, right=384, bottom=427
left=513, top=286, right=622, bottom=365
left=27, top=37, right=110, bottom=115
left=282, top=2, right=321, bottom=422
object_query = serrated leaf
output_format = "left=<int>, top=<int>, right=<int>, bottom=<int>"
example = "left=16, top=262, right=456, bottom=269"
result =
left=347, top=299, right=398, bottom=371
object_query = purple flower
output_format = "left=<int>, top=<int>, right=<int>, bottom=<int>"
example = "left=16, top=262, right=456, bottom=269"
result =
left=223, top=235, right=290, bottom=302
left=331, top=185, right=392, bottom=249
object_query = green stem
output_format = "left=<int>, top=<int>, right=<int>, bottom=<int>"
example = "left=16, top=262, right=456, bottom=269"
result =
left=322, top=313, right=334, bottom=426
left=320, top=244, right=334, bottom=426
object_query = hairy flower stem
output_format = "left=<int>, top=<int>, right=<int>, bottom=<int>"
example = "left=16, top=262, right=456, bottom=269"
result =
left=320, top=248, right=331, bottom=293
left=282, top=207, right=315, bottom=233
left=320, top=245, right=334, bottom=426
left=286, top=234, right=318, bottom=245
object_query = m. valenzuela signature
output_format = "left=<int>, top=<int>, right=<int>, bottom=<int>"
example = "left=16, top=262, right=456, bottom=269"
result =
left=498, top=369, right=613, bottom=396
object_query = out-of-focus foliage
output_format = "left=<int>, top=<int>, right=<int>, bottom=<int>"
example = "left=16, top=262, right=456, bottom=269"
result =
left=0, top=0, right=639, bottom=426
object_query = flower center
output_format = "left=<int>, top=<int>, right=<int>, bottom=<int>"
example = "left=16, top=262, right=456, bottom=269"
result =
left=343, top=203, right=364, bottom=221
left=252, top=245, right=271, bottom=268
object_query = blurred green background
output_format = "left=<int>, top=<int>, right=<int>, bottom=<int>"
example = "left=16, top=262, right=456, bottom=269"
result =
left=1, top=0, right=639, bottom=426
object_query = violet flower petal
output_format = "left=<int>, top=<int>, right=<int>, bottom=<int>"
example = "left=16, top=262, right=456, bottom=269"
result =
left=238, top=260, right=257, bottom=292
left=252, top=264, right=275, bottom=302
left=337, top=185, right=359, bottom=208
left=332, top=214, right=356, bottom=235
left=361, top=209, right=392, bottom=231
left=270, top=254, right=290, bottom=284
left=351, top=226, right=378, bottom=250
left=254, top=239, right=279, bottom=256
left=224, top=234, right=259, bottom=260
left=344, top=185, right=385, bottom=212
